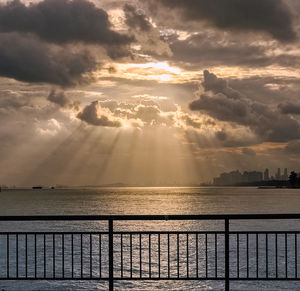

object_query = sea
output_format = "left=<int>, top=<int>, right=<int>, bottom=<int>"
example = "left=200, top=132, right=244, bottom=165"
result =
left=1, top=186, right=300, bottom=291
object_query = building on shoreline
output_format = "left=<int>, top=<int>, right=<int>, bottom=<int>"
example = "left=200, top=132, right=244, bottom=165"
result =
left=213, top=170, right=263, bottom=186
left=213, top=168, right=290, bottom=186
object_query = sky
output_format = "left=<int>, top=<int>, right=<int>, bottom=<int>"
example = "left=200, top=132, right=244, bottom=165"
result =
left=1, top=0, right=300, bottom=186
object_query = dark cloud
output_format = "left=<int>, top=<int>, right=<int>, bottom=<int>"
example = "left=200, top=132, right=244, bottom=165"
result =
left=168, top=33, right=300, bottom=69
left=123, top=3, right=171, bottom=57
left=77, top=101, right=121, bottom=127
left=185, top=127, right=258, bottom=149
left=157, top=0, right=296, bottom=42
left=215, top=130, right=227, bottom=141
left=285, top=140, right=300, bottom=155
left=202, top=70, right=243, bottom=99
left=169, top=34, right=265, bottom=68
left=47, top=90, right=70, bottom=107
left=190, top=71, right=300, bottom=142
left=0, top=0, right=133, bottom=46
left=0, top=33, right=97, bottom=86
left=213, top=128, right=259, bottom=147
left=124, top=4, right=152, bottom=32
left=190, top=93, right=248, bottom=122
left=242, top=147, right=256, bottom=156
left=278, top=102, right=300, bottom=115
left=226, top=76, right=298, bottom=105
left=0, top=0, right=134, bottom=78
left=183, top=115, right=202, bottom=128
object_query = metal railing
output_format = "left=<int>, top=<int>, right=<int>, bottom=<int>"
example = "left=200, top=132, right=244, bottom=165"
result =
left=1, top=214, right=300, bottom=290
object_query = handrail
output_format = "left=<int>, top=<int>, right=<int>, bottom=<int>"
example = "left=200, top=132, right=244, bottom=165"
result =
left=1, top=214, right=300, bottom=291
left=1, top=213, right=300, bottom=220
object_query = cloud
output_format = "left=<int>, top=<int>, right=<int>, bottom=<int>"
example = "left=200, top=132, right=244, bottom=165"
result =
left=47, top=90, right=70, bottom=107
left=123, top=4, right=172, bottom=57
left=278, top=102, right=300, bottom=115
left=184, top=126, right=259, bottom=149
left=0, top=0, right=138, bottom=87
left=77, top=96, right=209, bottom=130
left=124, top=4, right=152, bottom=32
left=169, top=33, right=270, bottom=68
left=0, top=0, right=133, bottom=46
left=190, top=93, right=248, bottom=123
left=285, top=140, right=300, bottom=155
left=36, top=118, right=62, bottom=136
left=0, top=89, right=29, bottom=110
left=242, top=147, right=256, bottom=156
left=106, top=101, right=175, bottom=127
left=201, top=70, right=244, bottom=99
left=168, top=32, right=300, bottom=70
left=156, top=0, right=296, bottom=42
left=190, top=70, right=300, bottom=142
left=214, top=128, right=259, bottom=148
left=77, top=101, right=121, bottom=127
left=99, top=99, right=119, bottom=112
left=0, top=32, right=97, bottom=86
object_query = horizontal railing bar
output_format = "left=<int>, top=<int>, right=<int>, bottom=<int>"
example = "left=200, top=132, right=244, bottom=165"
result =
left=0, top=232, right=109, bottom=235
left=1, top=214, right=300, bottom=221
left=5, top=278, right=298, bottom=282
left=115, top=231, right=300, bottom=235
left=2, top=230, right=299, bottom=236
left=114, top=278, right=300, bottom=281
left=0, top=277, right=225, bottom=281
left=2, top=231, right=300, bottom=237
left=114, top=277, right=225, bottom=281
left=114, top=231, right=224, bottom=235
left=112, top=278, right=300, bottom=281
left=230, top=231, right=300, bottom=234
left=2, top=278, right=300, bottom=281
left=229, top=278, right=300, bottom=281
left=0, top=278, right=109, bottom=281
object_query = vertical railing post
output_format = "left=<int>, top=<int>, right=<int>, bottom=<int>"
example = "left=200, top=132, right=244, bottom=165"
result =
left=109, top=219, right=114, bottom=291
left=225, top=217, right=230, bottom=291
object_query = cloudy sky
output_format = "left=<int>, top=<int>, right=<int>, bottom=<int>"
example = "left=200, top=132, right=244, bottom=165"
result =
left=1, top=0, right=300, bottom=186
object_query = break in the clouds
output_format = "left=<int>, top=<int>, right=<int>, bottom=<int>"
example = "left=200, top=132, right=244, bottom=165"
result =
left=75, top=96, right=207, bottom=130
left=124, top=3, right=172, bottom=57
left=156, top=0, right=297, bottom=42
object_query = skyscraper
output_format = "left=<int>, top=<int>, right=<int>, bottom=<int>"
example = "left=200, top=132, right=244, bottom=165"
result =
left=276, top=168, right=281, bottom=180
left=264, top=168, right=269, bottom=181
left=283, top=168, right=288, bottom=180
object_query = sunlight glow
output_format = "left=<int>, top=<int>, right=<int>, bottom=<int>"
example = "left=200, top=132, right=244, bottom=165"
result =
left=97, top=62, right=300, bottom=85
left=99, top=62, right=199, bottom=84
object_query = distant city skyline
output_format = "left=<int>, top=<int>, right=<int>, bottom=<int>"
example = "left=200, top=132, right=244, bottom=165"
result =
left=213, top=167, right=295, bottom=186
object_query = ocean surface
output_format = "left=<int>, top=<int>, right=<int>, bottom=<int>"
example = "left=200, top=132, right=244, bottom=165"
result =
left=1, top=186, right=300, bottom=290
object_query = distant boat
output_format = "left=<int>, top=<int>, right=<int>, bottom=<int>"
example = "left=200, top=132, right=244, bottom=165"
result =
left=32, top=186, right=43, bottom=189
